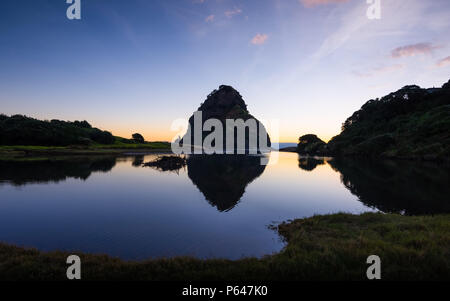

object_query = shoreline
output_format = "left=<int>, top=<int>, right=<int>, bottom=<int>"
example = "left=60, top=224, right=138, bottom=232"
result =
left=1, top=212, right=448, bottom=281
left=0, top=145, right=173, bottom=160
left=2, top=145, right=448, bottom=163
left=278, top=147, right=450, bottom=162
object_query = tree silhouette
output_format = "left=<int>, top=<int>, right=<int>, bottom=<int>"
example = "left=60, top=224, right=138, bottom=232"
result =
left=132, top=133, right=145, bottom=143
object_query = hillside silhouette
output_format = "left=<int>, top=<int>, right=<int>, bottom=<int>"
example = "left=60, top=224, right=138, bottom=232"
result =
left=0, top=115, right=115, bottom=146
left=295, top=79, right=450, bottom=159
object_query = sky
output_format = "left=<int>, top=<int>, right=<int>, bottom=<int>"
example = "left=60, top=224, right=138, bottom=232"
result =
left=0, top=0, right=449, bottom=142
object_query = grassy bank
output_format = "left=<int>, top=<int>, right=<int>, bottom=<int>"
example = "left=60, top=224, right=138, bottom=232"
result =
left=0, top=115, right=172, bottom=158
left=0, top=140, right=171, bottom=160
left=1, top=213, right=448, bottom=281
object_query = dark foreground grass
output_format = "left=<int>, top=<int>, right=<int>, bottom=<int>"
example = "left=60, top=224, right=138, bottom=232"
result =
left=0, top=213, right=449, bottom=281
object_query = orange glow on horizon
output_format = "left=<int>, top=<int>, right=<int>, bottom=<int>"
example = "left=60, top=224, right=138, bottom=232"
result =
left=110, top=128, right=333, bottom=144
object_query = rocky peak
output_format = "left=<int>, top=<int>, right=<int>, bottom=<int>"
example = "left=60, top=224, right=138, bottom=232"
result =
left=198, top=85, right=248, bottom=117
left=181, top=85, right=271, bottom=152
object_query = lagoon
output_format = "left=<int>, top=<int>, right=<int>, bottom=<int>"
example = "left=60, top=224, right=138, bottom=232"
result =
left=0, top=152, right=448, bottom=260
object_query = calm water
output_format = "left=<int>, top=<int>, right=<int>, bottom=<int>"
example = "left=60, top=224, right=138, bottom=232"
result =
left=0, top=152, right=448, bottom=260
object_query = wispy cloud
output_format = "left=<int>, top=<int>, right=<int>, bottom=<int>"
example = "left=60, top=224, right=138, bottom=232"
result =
left=436, top=56, right=450, bottom=67
left=311, top=1, right=368, bottom=61
left=205, top=14, right=214, bottom=22
left=391, top=43, right=440, bottom=58
left=225, top=8, right=242, bottom=18
left=353, top=64, right=404, bottom=78
left=251, top=34, right=268, bottom=45
left=310, top=1, right=440, bottom=63
left=299, top=0, right=350, bottom=8
left=193, top=0, right=205, bottom=4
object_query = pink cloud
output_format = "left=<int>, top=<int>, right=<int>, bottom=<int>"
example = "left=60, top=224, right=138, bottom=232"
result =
left=251, top=34, right=268, bottom=45
left=225, top=8, right=242, bottom=18
left=436, top=56, right=450, bottom=67
left=205, top=14, right=214, bottom=22
left=299, top=0, right=349, bottom=8
left=391, top=43, right=440, bottom=58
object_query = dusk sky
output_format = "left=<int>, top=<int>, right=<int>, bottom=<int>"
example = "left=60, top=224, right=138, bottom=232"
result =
left=1, top=0, right=449, bottom=142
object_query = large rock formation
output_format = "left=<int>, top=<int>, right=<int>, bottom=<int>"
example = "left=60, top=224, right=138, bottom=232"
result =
left=178, top=85, right=271, bottom=153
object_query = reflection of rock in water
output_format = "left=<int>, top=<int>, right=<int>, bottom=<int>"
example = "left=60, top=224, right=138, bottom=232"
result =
left=0, top=156, right=116, bottom=186
left=328, top=158, right=450, bottom=215
left=298, top=156, right=325, bottom=171
left=187, top=155, right=267, bottom=212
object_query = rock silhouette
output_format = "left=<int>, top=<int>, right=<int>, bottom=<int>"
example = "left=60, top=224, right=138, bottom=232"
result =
left=143, top=155, right=187, bottom=172
left=179, top=85, right=271, bottom=153
left=297, top=134, right=328, bottom=156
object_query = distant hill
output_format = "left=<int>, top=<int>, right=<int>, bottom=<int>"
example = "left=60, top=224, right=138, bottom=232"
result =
left=0, top=114, right=115, bottom=146
left=295, top=79, right=450, bottom=160
left=272, top=142, right=297, bottom=150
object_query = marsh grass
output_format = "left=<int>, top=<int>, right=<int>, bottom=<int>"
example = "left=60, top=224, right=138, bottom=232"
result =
left=0, top=213, right=448, bottom=281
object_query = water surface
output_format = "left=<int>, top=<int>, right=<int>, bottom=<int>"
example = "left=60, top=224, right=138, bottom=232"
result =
left=0, top=152, right=448, bottom=260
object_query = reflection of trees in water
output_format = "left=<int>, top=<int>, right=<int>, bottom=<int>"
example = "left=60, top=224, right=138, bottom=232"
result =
left=187, top=155, right=267, bottom=212
left=328, top=158, right=450, bottom=215
left=297, top=156, right=326, bottom=171
left=132, top=156, right=144, bottom=167
left=0, top=157, right=116, bottom=186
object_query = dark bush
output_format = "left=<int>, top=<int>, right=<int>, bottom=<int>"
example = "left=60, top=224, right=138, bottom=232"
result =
left=132, top=133, right=145, bottom=143
left=73, top=120, right=92, bottom=128
left=0, top=115, right=115, bottom=146
left=297, top=134, right=327, bottom=155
